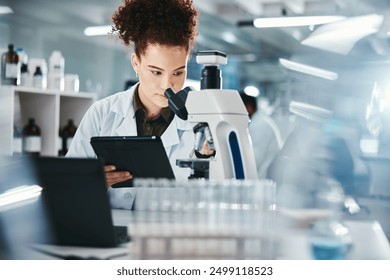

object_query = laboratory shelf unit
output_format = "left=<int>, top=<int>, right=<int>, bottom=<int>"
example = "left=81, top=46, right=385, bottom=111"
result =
left=0, top=86, right=96, bottom=156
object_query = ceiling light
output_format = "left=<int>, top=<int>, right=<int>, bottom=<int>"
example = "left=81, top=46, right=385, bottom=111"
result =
left=253, top=15, right=346, bottom=28
left=0, top=185, right=42, bottom=210
left=289, top=101, right=333, bottom=122
left=84, top=25, right=112, bottom=36
left=244, top=85, right=260, bottom=97
left=229, top=53, right=257, bottom=62
left=301, top=14, right=384, bottom=55
left=279, top=58, right=338, bottom=80
left=0, top=6, right=13, bottom=14
left=222, top=32, right=237, bottom=44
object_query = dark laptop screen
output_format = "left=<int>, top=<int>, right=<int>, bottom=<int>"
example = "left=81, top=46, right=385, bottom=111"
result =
left=31, top=156, right=119, bottom=247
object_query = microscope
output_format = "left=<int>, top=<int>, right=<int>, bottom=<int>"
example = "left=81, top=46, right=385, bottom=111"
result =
left=165, top=51, right=258, bottom=180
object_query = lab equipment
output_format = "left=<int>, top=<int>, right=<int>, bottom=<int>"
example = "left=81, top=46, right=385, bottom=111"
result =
left=1, top=44, right=20, bottom=86
left=22, top=118, right=41, bottom=156
left=130, top=178, right=277, bottom=259
left=309, top=177, right=352, bottom=260
left=164, top=51, right=258, bottom=180
left=47, top=50, right=65, bottom=91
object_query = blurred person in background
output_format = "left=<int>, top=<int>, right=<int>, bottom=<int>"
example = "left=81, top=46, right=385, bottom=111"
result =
left=239, top=92, right=283, bottom=179
left=239, top=91, right=257, bottom=119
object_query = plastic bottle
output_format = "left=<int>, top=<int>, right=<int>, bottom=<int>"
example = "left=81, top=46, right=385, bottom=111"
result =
left=15, top=48, right=28, bottom=66
left=47, top=50, right=65, bottom=91
left=64, top=74, right=79, bottom=92
left=60, top=119, right=77, bottom=155
left=22, top=118, right=42, bottom=156
left=1, top=44, right=20, bottom=85
left=33, top=66, right=43, bottom=88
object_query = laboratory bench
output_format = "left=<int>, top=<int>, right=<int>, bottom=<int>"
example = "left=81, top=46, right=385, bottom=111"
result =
left=8, top=208, right=390, bottom=260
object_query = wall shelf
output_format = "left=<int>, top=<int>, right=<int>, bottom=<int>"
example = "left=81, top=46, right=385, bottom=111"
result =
left=0, top=86, right=96, bottom=156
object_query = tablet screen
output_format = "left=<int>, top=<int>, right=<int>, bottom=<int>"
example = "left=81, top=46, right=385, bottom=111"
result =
left=90, top=136, right=175, bottom=187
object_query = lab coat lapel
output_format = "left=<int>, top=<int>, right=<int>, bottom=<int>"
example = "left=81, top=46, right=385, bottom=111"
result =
left=112, top=86, right=138, bottom=136
left=161, top=118, right=179, bottom=156
left=161, top=115, right=191, bottom=155
left=115, top=116, right=137, bottom=136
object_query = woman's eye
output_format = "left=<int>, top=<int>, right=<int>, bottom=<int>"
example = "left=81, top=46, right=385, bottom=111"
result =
left=173, top=71, right=184, bottom=76
left=151, top=71, right=161, bottom=75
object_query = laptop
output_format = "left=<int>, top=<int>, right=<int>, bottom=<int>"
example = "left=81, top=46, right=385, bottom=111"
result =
left=31, top=156, right=130, bottom=248
left=90, top=136, right=175, bottom=187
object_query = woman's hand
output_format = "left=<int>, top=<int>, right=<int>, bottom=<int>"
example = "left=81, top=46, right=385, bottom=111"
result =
left=104, top=165, right=132, bottom=189
left=195, top=140, right=216, bottom=158
left=199, top=140, right=215, bottom=155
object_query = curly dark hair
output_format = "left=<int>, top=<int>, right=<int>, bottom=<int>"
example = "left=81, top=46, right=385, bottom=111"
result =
left=112, top=0, right=198, bottom=58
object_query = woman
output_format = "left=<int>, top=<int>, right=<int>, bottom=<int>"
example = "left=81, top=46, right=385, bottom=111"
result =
left=67, top=0, right=210, bottom=209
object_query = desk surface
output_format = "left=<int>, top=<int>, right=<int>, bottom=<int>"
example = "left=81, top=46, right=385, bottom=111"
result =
left=20, top=209, right=390, bottom=260
left=112, top=209, right=390, bottom=260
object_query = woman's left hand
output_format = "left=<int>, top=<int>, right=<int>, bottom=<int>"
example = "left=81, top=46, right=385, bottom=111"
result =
left=198, top=140, right=216, bottom=156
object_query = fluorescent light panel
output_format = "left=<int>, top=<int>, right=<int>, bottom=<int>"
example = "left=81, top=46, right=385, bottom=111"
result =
left=301, top=14, right=384, bottom=55
left=244, top=85, right=260, bottom=97
left=289, top=101, right=333, bottom=122
left=84, top=25, right=112, bottom=36
left=279, top=58, right=338, bottom=80
left=222, top=32, right=237, bottom=44
left=0, top=6, right=13, bottom=14
left=0, top=185, right=42, bottom=209
left=254, top=15, right=346, bottom=28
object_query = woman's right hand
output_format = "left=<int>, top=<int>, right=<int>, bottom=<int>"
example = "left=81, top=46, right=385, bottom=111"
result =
left=104, top=165, right=132, bottom=189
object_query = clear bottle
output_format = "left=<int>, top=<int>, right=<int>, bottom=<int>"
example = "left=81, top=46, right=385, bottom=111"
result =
left=61, top=119, right=77, bottom=155
left=22, top=118, right=42, bottom=156
left=32, top=66, right=43, bottom=88
left=1, top=44, right=20, bottom=86
left=47, top=50, right=65, bottom=91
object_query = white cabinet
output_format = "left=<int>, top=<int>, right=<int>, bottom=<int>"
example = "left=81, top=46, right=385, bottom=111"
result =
left=0, top=86, right=96, bottom=156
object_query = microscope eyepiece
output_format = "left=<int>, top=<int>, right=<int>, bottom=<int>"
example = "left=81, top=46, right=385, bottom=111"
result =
left=201, top=65, right=221, bottom=90
left=196, top=50, right=227, bottom=90
left=164, top=86, right=194, bottom=120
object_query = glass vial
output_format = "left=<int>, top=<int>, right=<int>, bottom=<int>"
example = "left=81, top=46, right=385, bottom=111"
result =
left=1, top=44, right=20, bottom=86
left=33, top=66, right=44, bottom=88
left=60, top=119, right=77, bottom=155
left=22, top=118, right=42, bottom=156
left=20, top=63, right=30, bottom=87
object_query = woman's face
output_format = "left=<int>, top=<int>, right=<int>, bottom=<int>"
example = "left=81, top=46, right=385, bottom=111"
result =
left=132, top=44, right=189, bottom=117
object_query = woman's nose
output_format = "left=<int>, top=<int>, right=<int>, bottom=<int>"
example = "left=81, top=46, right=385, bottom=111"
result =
left=162, top=75, right=174, bottom=89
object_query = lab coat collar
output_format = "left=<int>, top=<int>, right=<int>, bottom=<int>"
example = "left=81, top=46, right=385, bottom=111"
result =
left=161, top=113, right=193, bottom=156
left=161, top=115, right=192, bottom=143
left=111, top=85, right=137, bottom=118
left=113, top=86, right=138, bottom=136
left=111, top=84, right=193, bottom=152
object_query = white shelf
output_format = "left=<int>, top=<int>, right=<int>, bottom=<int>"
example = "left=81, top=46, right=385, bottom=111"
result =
left=0, top=85, right=97, bottom=156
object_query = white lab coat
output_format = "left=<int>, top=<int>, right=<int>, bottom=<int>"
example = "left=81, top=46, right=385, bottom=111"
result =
left=67, top=84, right=194, bottom=209
left=249, top=110, right=283, bottom=179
